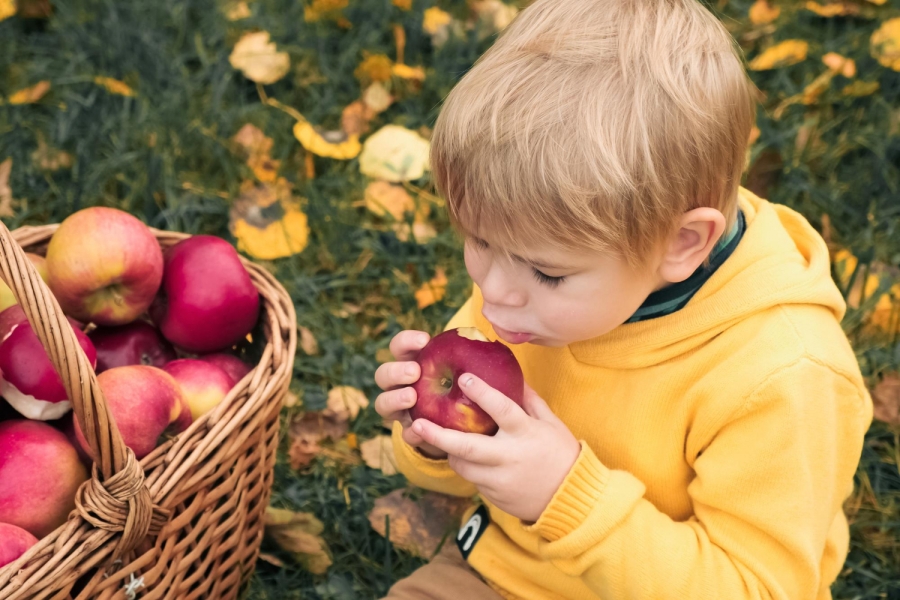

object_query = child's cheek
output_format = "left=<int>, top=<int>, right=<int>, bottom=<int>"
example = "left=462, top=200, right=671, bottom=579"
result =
left=463, top=243, right=489, bottom=284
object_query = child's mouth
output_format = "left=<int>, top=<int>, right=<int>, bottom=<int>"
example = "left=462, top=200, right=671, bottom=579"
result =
left=490, top=324, right=534, bottom=344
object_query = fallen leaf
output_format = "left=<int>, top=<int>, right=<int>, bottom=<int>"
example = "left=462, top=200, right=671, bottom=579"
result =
left=363, top=82, right=393, bottom=114
left=748, top=126, right=761, bottom=146
left=871, top=374, right=900, bottom=426
left=360, top=435, right=398, bottom=475
left=31, top=135, right=73, bottom=171
left=392, top=64, right=426, bottom=81
left=748, top=40, right=809, bottom=71
left=471, top=0, right=518, bottom=34
left=8, top=80, right=51, bottom=105
left=805, top=1, right=859, bottom=17
left=341, top=100, right=376, bottom=137
left=423, top=6, right=452, bottom=34
left=304, top=0, right=348, bottom=23
left=822, top=52, right=856, bottom=78
left=298, top=325, right=319, bottom=355
left=749, top=0, right=780, bottom=24
left=0, top=0, right=15, bottom=21
left=288, top=411, right=348, bottom=469
left=324, top=386, right=369, bottom=422
left=229, top=178, right=309, bottom=260
left=392, top=0, right=411, bottom=8
left=364, top=181, right=426, bottom=221
left=842, top=80, right=879, bottom=97
left=93, top=76, right=137, bottom=97
left=394, top=220, right=437, bottom=244
left=359, top=125, right=431, bottom=182
left=0, top=158, right=14, bottom=218
left=224, top=0, right=251, bottom=20
left=257, top=552, right=285, bottom=568
left=355, top=54, right=394, bottom=84
left=871, top=17, right=900, bottom=72
left=284, top=390, right=300, bottom=408
left=265, top=507, right=333, bottom=574
left=229, top=31, right=291, bottom=84
left=293, top=120, right=361, bottom=160
left=232, top=123, right=281, bottom=182
left=368, top=490, right=471, bottom=558
left=415, top=267, right=448, bottom=309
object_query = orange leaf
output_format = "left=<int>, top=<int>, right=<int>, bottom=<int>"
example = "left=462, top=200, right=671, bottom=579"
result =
left=368, top=490, right=471, bottom=558
left=8, top=80, right=50, bottom=104
left=415, top=267, right=448, bottom=309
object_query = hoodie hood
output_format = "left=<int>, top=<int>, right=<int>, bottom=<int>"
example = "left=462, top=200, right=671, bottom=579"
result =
left=472, top=187, right=845, bottom=369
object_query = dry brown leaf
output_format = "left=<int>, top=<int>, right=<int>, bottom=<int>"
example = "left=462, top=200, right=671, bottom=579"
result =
left=0, top=158, right=14, bottom=218
left=364, top=181, right=424, bottom=221
left=265, top=507, right=333, bottom=574
left=368, top=490, right=471, bottom=558
left=298, top=325, right=319, bottom=355
left=324, top=386, right=369, bottom=422
left=257, top=552, right=285, bottom=567
left=415, top=267, right=448, bottom=309
left=342, top=100, right=376, bottom=137
left=871, top=374, right=900, bottom=426
left=229, top=31, right=291, bottom=84
left=360, top=435, right=398, bottom=475
left=232, top=123, right=281, bottom=182
left=31, top=135, right=72, bottom=171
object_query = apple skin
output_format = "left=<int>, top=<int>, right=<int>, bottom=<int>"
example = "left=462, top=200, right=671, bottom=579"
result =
left=197, top=353, right=252, bottom=387
left=0, top=253, right=47, bottom=313
left=88, top=320, right=177, bottom=373
left=74, top=366, right=190, bottom=460
left=0, top=420, right=89, bottom=538
left=411, top=328, right=525, bottom=435
left=149, top=236, right=259, bottom=354
left=163, top=359, right=233, bottom=421
left=46, top=207, right=164, bottom=326
left=0, top=305, right=83, bottom=344
left=0, top=523, right=39, bottom=569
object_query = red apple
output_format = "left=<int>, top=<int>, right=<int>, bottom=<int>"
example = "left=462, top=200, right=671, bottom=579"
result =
left=88, top=320, right=177, bottom=373
left=163, top=359, right=233, bottom=420
left=0, top=305, right=83, bottom=344
left=0, top=253, right=47, bottom=313
left=74, top=366, right=190, bottom=460
left=0, top=420, right=89, bottom=538
left=46, top=207, right=164, bottom=326
left=0, top=523, right=39, bottom=569
left=149, top=236, right=259, bottom=353
left=197, top=353, right=252, bottom=387
left=411, top=327, right=525, bottom=435
left=0, top=322, right=97, bottom=421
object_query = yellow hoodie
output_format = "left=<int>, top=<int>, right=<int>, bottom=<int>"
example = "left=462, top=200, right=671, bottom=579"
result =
left=391, top=188, right=873, bottom=600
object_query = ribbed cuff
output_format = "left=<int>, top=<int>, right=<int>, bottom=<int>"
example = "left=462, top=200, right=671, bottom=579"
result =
left=526, top=441, right=610, bottom=542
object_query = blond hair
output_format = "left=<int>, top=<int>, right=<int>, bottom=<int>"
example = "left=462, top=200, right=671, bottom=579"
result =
left=430, top=0, right=761, bottom=266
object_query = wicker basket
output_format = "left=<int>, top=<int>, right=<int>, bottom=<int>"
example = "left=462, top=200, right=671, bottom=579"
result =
left=0, top=222, right=296, bottom=599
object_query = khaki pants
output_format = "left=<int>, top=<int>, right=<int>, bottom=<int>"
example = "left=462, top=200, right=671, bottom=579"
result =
left=382, top=542, right=503, bottom=600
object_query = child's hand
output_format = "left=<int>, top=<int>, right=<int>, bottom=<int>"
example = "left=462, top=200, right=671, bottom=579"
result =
left=374, top=330, right=447, bottom=460
left=409, top=375, right=581, bottom=523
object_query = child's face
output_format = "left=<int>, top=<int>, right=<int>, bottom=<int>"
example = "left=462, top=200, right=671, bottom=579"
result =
left=464, top=236, right=664, bottom=347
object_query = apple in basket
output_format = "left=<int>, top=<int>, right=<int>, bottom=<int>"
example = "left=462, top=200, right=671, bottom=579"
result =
left=0, top=252, right=47, bottom=313
left=45, top=207, right=164, bottom=326
left=163, top=359, right=234, bottom=420
left=0, top=320, right=97, bottom=421
left=88, top=320, right=177, bottom=373
left=0, top=523, right=39, bottom=569
left=411, top=327, right=525, bottom=435
left=0, top=420, right=89, bottom=538
left=150, top=235, right=260, bottom=354
left=197, top=352, right=253, bottom=387
left=0, top=305, right=83, bottom=345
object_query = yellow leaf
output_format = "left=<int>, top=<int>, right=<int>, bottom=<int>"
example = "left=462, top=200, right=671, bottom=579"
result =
left=229, top=31, right=291, bottom=84
left=423, top=7, right=452, bottom=34
left=841, top=80, right=880, bottom=96
left=8, top=80, right=50, bottom=104
left=324, top=386, right=369, bottom=422
left=229, top=178, right=309, bottom=260
left=822, top=52, right=856, bottom=78
left=0, top=0, right=15, bottom=21
left=360, top=435, right=398, bottom=475
left=749, top=0, right=780, bottom=25
left=866, top=0, right=886, bottom=4
left=471, top=0, right=518, bottom=33
left=415, top=267, right=448, bottom=309
left=392, top=64, right=426, bottom=81
left=304, top=0, right=348, bottom=22
left=298, top=325, right=319, bottom=355
left=293, top=120, right=361, bottom=159
left=362, top=82, right=393, bottom=114
left=355, top=54, right=394, bottom=84
left=801, top=70, right=835, bottom=104
left=392, top=0, right=411, bottom=9
left=93, top=76, right=136, bottom=97
left=224, top=0, right=251, bottom=20
left=871, top=17, right=900, bottom=72
left=748, top=125, right=761, bottom=146
left=394, top=220, right=437, bottom=244
left=0, top=158, right=14, bottom=218
left=359, top=124, right=431, bottom=182
left=264, top=507, right=332, bottom=574
left=748, top=40, right=809, bottom=71
left=805, top=1, right=859, bottom=17
left=364, top=180, right=429, bottom=221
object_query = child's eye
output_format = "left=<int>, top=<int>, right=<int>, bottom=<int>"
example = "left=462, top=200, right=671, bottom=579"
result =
left=532, top=268, right=565, bottom=288
left=470, top=237, right=489, bottom=250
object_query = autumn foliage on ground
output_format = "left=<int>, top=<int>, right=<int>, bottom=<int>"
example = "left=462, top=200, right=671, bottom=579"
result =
left=1, top=0, right=899, bottom=597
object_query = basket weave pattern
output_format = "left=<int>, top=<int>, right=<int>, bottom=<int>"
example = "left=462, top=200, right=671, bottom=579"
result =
left=0, top=223, right=296, bottom=599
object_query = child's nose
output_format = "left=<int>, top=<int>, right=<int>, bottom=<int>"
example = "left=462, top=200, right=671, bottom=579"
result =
left=479, top=262, right=527, bottom=308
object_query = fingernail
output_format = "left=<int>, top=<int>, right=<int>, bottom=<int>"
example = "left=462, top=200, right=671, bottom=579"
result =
left=412, top=422, right=423, bottom=434
left=461, top=375, right=473, bottom=387
left=405, top=364, right=417, bottom=377
left=419, top=334, right=429, bottom=346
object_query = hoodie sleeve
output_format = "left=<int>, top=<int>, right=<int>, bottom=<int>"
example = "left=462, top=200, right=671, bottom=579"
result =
left=391, top=296, right=479, bottom=497
left=522, top=357, right=871, bottom=599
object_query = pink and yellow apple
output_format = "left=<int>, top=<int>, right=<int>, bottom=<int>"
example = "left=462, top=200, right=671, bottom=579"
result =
left=411, top=327, right=525, bottom=435
left=0, top=420, right=89, bottom=538
left=0, top=253, right=47, bottom=313
left=89, top=320, right=177, bottom=373
left=74, top=366, right=190, bottom=460
left=163, top=359, right=233, bottom=420
left=197, top=353, right=252, bottom=387
left=46, top=207, right=164, bottom=326
left=0, top=523, right=39, bottom=568
left=150, top=236, right=259, bottom=353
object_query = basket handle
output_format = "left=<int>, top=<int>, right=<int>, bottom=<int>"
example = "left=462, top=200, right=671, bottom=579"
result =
left=0, top=221, right=166, bottom=557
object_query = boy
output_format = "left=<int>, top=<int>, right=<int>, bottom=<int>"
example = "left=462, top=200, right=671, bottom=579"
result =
left=374, top=0, right=873, bottom=597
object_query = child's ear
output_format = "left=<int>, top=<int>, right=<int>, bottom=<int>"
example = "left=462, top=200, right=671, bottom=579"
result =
left=657, top=208, right=726, bottom=284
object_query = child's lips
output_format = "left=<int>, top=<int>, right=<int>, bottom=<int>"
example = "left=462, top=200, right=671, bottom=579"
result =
left=490, top=324, right=534, bottom=344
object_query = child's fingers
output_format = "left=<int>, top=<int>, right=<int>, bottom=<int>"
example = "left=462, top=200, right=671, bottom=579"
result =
left=410, top=419, right=499, bottom=465
left=374, top=360, right=421, bottom=391
left=374, top=387, right=417, bottom=420
left=388, top=330, right=431, bottom=362
left=401, top=426, right=448, bottom=459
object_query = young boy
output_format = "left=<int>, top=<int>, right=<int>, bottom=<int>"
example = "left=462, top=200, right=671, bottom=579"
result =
left=374, top=0, right=873, bottom=598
